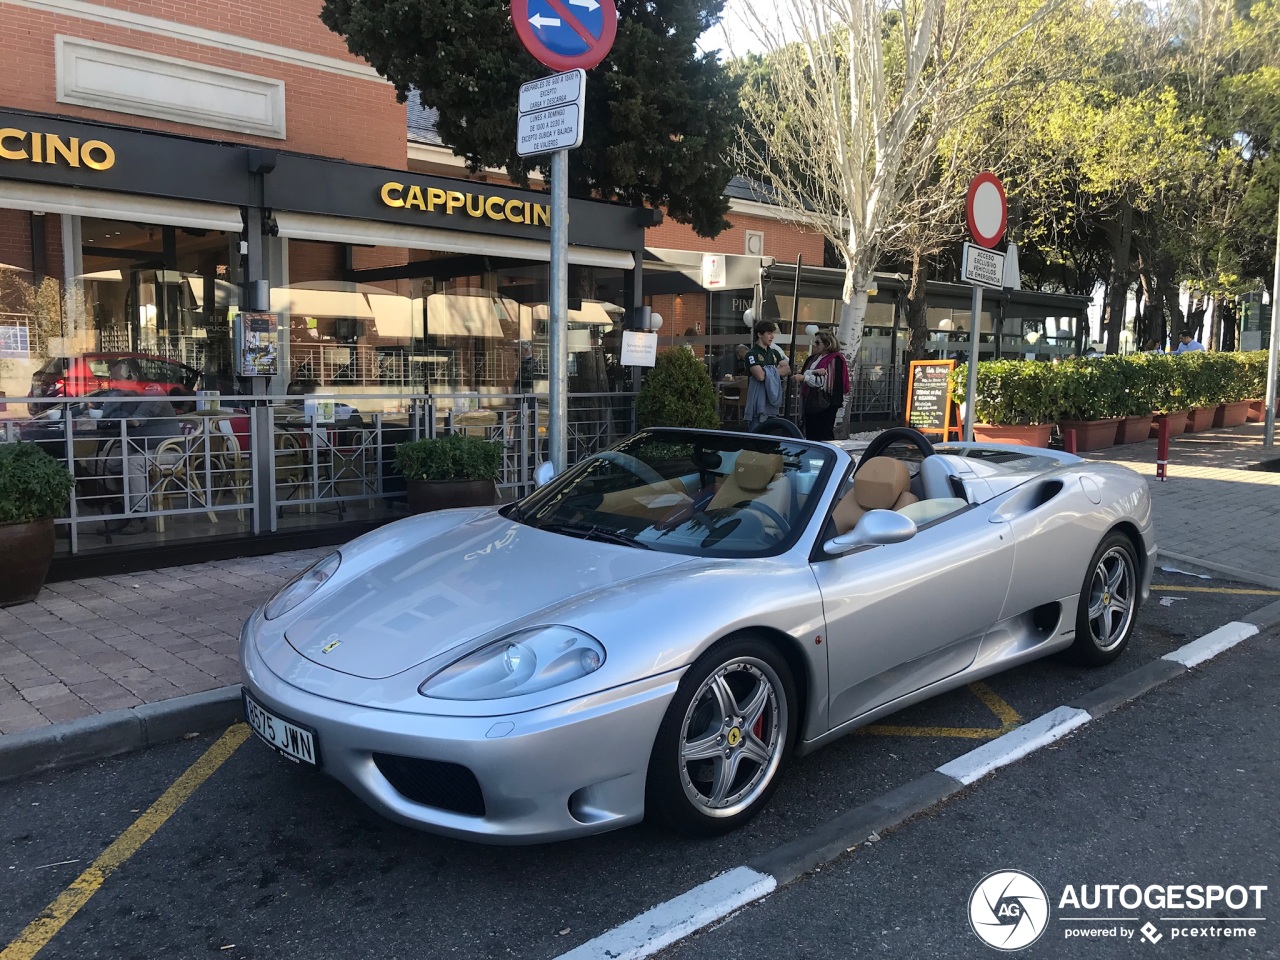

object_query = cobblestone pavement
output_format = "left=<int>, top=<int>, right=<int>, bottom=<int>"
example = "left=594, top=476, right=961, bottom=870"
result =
left=1, top=421, right=1276, bottom=737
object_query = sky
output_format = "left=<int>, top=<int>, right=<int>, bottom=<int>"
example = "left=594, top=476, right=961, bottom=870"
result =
left=696, top=0, right=770, bottom=59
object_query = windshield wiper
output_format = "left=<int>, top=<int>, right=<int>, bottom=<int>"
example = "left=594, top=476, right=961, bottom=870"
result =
left=538, top=520, right=651, bottom=550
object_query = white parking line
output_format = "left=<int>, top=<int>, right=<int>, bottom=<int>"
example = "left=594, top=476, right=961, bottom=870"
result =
left=1162, top=621, right=1259, bottom=668
left=935, top=705, right=1091, bottom=785
left=554, top=866, right=776, bottom=960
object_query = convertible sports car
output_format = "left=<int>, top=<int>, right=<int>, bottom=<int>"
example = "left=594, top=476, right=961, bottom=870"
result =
left=239, top=426, right=1155, bottom=844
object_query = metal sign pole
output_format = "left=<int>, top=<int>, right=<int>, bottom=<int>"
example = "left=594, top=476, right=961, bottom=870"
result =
left=549, top=148, right=569, bottom=471
left=966, top=283, right=982, bottom=442
left=1265, top=185, right=1280, bottom=449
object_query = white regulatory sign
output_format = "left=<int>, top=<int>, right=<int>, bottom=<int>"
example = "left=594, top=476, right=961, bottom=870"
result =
left=517, top=105, right=583, bottom=156
left=620, top=331, right=658, bottom=367
left=519, top=69, right=585, bottom=114
left=962, top=242, right=1006, bottom=289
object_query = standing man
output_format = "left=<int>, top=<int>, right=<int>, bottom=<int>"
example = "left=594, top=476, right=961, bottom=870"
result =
left=743, top=320, right=790, bottom=430
left=1175, top=330, right=1205, bottom=353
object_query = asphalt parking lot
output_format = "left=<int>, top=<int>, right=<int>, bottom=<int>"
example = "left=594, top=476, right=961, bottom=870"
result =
left=0, top=571, right=1273, bottom=960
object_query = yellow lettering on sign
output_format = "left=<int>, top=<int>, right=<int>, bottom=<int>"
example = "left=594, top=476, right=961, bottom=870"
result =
left=464, top=193, right=484, bottom=218
left=531, top=203, right=550, bottom=227
left=380, top=181, right=405, bottom=207
left=426, top=187, right=447, bottom=212
left=404, top=185, right=426, bottom=210
left=505, top=199, right=525, bottom=224
left=445, top=191, right=465, bottom=215
left=485, top=196, right=506, bottom=221
left=46, top=135, right=79, bottom=167
left=0, top=129, right=115, bottom=169
left=80, top=140, right=114, bottom=170
left=0, top=128, right=26, bottom=160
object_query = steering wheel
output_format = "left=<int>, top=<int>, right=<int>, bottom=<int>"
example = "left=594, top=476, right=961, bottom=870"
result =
left=593, top=450, right=667, bottom=486
left=735, top=499, right=790, bottom=533
left=855, top=426, right=936, bottom=473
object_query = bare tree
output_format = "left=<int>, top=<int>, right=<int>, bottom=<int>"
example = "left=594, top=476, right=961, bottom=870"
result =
left=732, top=0, right=1071, bottom=372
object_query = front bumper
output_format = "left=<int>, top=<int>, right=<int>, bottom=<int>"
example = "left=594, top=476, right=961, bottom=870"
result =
left=239, top=613, right=681, bottom=844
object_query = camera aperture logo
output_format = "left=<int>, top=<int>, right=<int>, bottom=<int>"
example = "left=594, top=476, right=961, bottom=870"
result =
left=970, top=870, right=1050, bottom=950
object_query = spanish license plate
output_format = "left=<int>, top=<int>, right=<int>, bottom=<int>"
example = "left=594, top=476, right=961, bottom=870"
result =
left=243, top=691, right=318, bottom=766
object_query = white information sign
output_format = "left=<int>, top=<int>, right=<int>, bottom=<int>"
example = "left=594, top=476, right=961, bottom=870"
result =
left=620, top=331, right=658, bottom=367
left=962, top=242, right=1006, bottom=289
left=517, top=70, right=586, bottom=157
left=518, top=105, right=583, bottom=156
left=519, top=69, right=585, bottom=114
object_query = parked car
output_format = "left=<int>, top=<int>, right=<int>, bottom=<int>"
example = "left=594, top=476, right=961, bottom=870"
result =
left=28, top=353, right=200, bottom=400
left=239, top=426, right=1155, bottom=844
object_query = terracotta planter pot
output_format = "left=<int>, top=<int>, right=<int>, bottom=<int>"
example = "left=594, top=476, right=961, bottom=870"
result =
left=1152, top=411, right=1190, bottom=438
left=1186, top=405, right=1217, bottom=432
left=1246, top=400, right=1265, bottom=423
left=1059, top=418, right=1121, bottom=452
left=1116, top=415, right=1154, bottom=445
left=971, top=423, right=1053, bottom=447
left=1213, top=401, right=1252, bottom=429
left=0, top=518, right=56, bottom=607
left=406, top=478, right=497, bottom=514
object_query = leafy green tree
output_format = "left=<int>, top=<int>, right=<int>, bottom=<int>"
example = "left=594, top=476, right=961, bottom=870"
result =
left=320, top=0, right=741, bottom=238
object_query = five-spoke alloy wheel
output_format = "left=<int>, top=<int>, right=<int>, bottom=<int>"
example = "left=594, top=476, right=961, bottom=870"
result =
left=647, top=636, right=796, bottom=835
left=1071, top=532, right=1139, bottom=665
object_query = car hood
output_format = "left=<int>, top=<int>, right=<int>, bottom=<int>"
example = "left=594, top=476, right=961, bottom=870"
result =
left=283, top=513, right=692, bottom=679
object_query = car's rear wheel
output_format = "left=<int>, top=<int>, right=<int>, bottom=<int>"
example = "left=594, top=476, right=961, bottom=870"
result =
left=1071, top=532, right=1138, bottom=665
left=646, top=635, right=796, bottom=836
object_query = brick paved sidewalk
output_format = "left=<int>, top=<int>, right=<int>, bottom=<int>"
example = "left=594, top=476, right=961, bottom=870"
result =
left=0, top=549, right=328, bottom=735
left=1082, top=422, right=1280, bottom=585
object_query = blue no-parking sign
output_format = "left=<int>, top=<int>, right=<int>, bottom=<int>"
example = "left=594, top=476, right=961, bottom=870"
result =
left=511, top=0, right=617, bottom=71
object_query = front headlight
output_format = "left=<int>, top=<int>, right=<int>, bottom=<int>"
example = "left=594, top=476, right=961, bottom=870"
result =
left=264, top=552, right=341, bottom=620
left=418, top=626, right=605, bottom=701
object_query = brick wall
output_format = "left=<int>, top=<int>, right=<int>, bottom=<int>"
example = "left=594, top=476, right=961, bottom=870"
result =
left=0, top=211, right=33, bottom=274
left=645, top=210, right=824, bottom=264
left=0, top=3, right=404, bottom=168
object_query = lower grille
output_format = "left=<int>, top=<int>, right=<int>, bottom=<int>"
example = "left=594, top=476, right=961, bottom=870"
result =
left=372, top=753, right=486, bottom=816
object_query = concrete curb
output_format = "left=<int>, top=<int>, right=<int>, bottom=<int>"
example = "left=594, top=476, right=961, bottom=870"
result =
left=1156, top=550, right=1280, bottom=590
left=0, top=685, right=242, bottom=784
left=556, top=606, right=1276, bottom=960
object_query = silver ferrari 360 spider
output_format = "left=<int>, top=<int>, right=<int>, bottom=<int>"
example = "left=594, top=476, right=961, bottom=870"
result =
left=239, top=426, right=1154, bottom=844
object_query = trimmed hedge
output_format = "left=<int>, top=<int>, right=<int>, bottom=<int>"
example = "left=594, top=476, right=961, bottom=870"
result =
left=950, top=351, right=1268, bottom=424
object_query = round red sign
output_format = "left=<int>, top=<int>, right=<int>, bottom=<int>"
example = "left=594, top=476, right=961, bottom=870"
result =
left=511, top=0, right=618, bottom=72
left=966, top=172, right=1007, bottom=249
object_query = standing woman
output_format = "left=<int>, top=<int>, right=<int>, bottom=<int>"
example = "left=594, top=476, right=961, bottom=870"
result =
left=795, top=331, right=850, bottom=441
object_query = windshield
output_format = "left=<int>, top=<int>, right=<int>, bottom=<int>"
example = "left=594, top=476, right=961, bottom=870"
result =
left=510, top=430, right=836, bottom=557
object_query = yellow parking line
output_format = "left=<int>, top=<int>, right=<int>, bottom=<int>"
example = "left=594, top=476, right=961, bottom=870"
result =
left=1152, top=584, right=1280, bottom=596
left=859, top=683, right=1023, bottom=740
left=1, top=724, right=249, bottom=960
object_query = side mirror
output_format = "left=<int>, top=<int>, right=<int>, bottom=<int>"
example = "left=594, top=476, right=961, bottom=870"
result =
left=533, top=461, right=557, bottom=488
left=823, top=509, right=917, bottom=556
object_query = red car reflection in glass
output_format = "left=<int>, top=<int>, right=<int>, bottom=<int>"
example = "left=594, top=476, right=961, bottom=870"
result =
left=28, top=353, right=200, bottom=399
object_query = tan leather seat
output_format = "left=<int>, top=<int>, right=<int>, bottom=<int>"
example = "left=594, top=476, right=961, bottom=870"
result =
left=708, top=450, right=789, bottom=520
left=832, top=456, right=919, bottom=534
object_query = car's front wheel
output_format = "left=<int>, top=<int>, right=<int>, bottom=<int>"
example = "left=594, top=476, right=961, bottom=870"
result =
left=1071, top=532, right=1139, bottom=665
left=646, top=635, right=796, bottom=836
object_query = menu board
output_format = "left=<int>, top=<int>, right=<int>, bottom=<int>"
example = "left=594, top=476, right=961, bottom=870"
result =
left=906, top=360, right=956, bottom=437
left=237, top=312, right=280, bottom=377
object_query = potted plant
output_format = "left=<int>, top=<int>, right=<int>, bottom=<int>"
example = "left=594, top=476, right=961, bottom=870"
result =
left=1211, top=352, right=1255, bottom=428
left=1057, top=358, right=1123, bottom=451
left=0, top=442, right=75, bottom=606
left=637, top=347, right=720, bottom=431
left=394, top=433, right=502, bottom=514
left=1115, top=354, right=1158, bottom=444
left=1180, top=353, right=1221, bottom=432
left=951, top=360, right=1061, bottom=446
left=1148, top=354, right=1192, bottom=437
